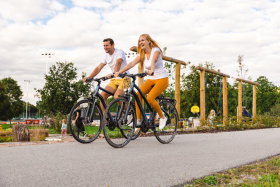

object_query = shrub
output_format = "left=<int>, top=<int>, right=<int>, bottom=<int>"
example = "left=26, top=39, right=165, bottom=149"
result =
left=49, top=111, right=67, bottom=133
left=0, top=136, right=12, bottom=142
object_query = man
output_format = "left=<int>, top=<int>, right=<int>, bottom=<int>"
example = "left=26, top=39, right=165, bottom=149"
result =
left=242, top=107, right=251, bottom=118
left=83, top=38, right=130, bottom=113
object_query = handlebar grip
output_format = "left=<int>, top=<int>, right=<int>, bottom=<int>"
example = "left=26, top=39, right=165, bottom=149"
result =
left=119, top=73, right=127, bottom=78
left=85, top=78, right=93, bottom=82
left=103, top=74, right=115, bottom=81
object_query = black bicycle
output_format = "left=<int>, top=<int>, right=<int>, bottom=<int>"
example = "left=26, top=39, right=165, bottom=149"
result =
left=102, top=73, right=178, bottom=148
left=68, top=75, right=135, bottom=144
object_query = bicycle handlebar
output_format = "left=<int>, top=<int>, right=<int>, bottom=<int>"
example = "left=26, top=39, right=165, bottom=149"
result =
left=119, top=72, right=148, bottom=79
left=85, top=74, right=114, bottom=82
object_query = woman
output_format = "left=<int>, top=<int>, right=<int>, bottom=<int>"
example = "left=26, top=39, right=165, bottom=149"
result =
left=75, top=106, right=85, bottom=135
left=115, top=34, right=169, bottom=130
left=208, top=109, right=216, bottom=125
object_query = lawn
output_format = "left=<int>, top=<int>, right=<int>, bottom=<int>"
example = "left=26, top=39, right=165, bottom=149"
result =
left=1, top=124, right=58, bottom=134
left=185, top=155, right=280, bottom=186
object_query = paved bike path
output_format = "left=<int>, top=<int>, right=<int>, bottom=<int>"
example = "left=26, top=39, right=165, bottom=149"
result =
left=1, top=128, right=280, bottom=187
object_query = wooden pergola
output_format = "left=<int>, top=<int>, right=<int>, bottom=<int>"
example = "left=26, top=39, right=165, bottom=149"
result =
left=195, top=66, right=230, bottom=125
left=236, top=78, right=259, bottom=122
left=130, top=46, right=187, bottom=117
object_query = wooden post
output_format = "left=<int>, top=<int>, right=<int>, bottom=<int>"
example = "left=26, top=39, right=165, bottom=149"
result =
left=223, top=76, right=228, bottom=125
left=236, top=78, right=259, bottom=121
left=138, top=61, right=144, bottom=87
left=253, top=84, right=257, bottom=120
left=238, top=81, right=243, bottom=123
left=200, top=70, right=205, bottom=121
left=175, top=63, right=181, bottom=118
left=195, top=66, right=230, bottom=125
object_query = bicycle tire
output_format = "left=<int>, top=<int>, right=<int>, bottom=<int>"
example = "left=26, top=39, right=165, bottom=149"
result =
left=69, top=99, right=102, bottom=143
left=154, top=101, right=178, bottom=144
left=102, top=98, right=136, bottom=148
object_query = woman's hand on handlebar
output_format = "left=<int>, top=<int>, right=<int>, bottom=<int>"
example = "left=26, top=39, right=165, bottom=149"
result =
left=114, top=72, right=120, bottom=78
left=147, top=70, right=154, bottom=76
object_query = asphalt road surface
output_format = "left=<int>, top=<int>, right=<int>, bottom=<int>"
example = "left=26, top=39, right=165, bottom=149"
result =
left=1, top=128, right=280, bottom=187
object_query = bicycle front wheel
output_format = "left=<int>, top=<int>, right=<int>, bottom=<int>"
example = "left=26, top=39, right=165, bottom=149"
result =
left=154, top=101, right=178, bottom=144
left=69, top=99, right=102, bottom=143
left=120, top=103, right=141, bottom=140
left=102, top=98, right=136, bottom=148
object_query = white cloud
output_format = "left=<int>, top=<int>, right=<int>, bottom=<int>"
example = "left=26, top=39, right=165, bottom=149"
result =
left=1, top=0, right=280, bottom=105
left=0, top=0, right=64, bottom=23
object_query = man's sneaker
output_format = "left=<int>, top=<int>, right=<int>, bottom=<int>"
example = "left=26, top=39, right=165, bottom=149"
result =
left=127, top=114, right=133, bottom=127
left=159, top=117, right=167, bottom=130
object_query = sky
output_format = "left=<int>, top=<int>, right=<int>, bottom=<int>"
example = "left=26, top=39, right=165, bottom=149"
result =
left=0, top=0, right=280, bottom=105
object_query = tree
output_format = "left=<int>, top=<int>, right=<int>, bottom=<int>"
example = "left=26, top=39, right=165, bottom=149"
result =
left=36, top=61, right=90, bottom=115
left=0, top=81, right=10, bottom=120
left=236, top=55, right=250, bottom=80
left=256, top=76, right=279, bottom=114
left=163, top=47, right=189, bottom=99
left=0, top=77, right=24, bottom=126
left=22, top=102, right=38, bottom=118
left=180, top=62, right=222, bottom=118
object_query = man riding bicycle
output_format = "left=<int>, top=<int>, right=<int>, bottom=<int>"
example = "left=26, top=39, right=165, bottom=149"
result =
left=83, top=38, right=131, bottom=113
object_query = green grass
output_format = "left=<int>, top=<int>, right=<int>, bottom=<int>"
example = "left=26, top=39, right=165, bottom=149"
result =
left=1, top=124, right=12, bottom=129
left=185, top=156, right=280, bottom=186
left=1, top=124, right=59, bottom=134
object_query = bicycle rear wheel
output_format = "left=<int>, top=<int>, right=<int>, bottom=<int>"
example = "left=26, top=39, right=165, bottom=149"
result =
left=154, top=101, right=178, bottom=144
left=69, top=99, right=102, bottom=143
left=102, top=98, right=136, bottom=148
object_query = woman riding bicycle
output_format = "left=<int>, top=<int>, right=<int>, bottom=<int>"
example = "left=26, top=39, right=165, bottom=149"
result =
left=115, top=34, right=169, bottom=130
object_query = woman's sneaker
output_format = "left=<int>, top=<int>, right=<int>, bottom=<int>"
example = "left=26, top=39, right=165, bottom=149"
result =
left=159, top=117, right=167, bottom=130
left=136, top=120, right=142, bottom=127
left=127, top=114, right=133, bottom=127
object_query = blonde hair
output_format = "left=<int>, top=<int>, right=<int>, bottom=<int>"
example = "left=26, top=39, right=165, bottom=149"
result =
left=62, top=119, right=67, bottom=124
left=137, top=34, right=162, bottom=67
left=209, top=109, right=216, bottom=117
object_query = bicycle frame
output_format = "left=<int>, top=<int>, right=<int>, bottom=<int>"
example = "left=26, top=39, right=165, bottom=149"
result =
left=84, top=79, right=115, bottom=122
left=124, top=76, right=170, bottom=127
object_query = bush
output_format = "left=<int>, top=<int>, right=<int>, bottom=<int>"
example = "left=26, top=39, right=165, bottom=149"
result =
left=0, top=136, right=12, bottom=142
left=267, top=103, right=280, bottom=117
left=49, top=111, right=67, bottom=133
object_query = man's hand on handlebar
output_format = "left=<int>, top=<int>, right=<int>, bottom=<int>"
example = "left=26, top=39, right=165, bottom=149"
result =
left=106, top=74, right=115, bottom=79
left=83, top=76, right=91, bottom=82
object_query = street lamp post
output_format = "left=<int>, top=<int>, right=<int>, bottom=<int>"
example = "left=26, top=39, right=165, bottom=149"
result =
left=42, top=53, right=54, bottom=74
left=24, top=80, right=31, bottom=119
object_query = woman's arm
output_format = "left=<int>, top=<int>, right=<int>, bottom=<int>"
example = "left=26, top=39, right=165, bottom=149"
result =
left=75, top=112, right=79, bottom=121
left=115, top=56, right=140, bottom=77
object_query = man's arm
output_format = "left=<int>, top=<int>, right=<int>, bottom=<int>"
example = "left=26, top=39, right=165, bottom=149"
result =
left=114, top=58, right=123, bottom=73
left=83, top=63, right=106, bottom=82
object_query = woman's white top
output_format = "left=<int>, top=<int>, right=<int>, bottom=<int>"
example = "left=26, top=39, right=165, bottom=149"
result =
left=141, top=47, right=168, bottom=80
